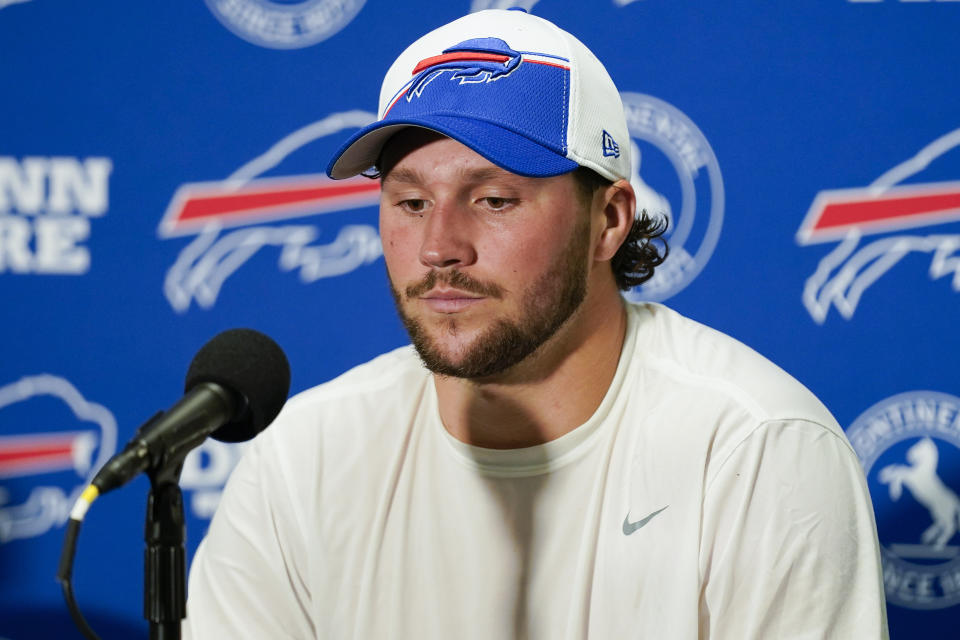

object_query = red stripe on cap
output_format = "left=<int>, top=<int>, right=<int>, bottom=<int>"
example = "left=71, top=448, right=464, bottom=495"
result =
left=412, top=51, right=510, bottom=74
left=531, top=59, right=569, bottom=70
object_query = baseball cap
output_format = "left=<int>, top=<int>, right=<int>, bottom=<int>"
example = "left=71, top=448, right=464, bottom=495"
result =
left=325, top=9, right=631, bottom=182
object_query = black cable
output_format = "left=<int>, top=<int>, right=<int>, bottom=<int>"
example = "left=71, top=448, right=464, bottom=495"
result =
left=57, top=518, right=104, bottom=640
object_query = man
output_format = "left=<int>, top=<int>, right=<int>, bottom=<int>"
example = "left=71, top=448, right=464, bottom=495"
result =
left=184, top=9, right=888, bottom=638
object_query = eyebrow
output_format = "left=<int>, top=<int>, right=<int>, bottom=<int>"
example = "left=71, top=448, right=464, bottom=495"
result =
left=380, top=168, right=423, bottom=185
left=381, top=166, right=517, bottom=187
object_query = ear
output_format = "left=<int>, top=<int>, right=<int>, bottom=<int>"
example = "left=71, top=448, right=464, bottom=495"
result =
left=593, top=179, right=636, bottom=263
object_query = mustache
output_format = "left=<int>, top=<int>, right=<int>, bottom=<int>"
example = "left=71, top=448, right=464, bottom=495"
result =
left=405, top=269, right=505, bottom=299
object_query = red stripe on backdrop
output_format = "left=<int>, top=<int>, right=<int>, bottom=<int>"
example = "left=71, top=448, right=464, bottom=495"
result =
left=174, top=180, right=381, bottom=226
left=0, top=437, right=75, bottom=475
left=814, top=189, right=960, bottom=232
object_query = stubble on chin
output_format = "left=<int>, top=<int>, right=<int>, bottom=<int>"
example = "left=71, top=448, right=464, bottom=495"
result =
left=388, top=216, right=590, bottom=379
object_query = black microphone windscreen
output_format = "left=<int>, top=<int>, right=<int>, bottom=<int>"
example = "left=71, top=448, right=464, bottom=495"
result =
left=184, top=328, right=291, bottom=442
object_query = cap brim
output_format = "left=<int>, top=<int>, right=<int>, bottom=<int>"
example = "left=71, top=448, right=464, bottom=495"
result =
left=326, top=115, right=578, bottom=179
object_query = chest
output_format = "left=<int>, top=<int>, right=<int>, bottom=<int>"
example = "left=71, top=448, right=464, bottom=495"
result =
left=309, top=424, right=704, bottom=639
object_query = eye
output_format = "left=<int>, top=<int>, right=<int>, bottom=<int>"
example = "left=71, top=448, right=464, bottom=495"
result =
left=398, top=199, right=428, bottom=214
left=479, top=196, right=515, bottom=211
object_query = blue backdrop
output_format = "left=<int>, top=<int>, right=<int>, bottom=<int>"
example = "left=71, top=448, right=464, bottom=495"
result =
left=2, top=1, right=959, bottom=637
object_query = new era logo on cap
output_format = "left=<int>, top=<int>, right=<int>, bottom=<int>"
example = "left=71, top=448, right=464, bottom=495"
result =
left=602, top=130, right=620, bottom=158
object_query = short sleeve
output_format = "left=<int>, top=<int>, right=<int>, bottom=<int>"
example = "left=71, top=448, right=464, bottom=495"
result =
left=698, top=419, right=889, bottom=639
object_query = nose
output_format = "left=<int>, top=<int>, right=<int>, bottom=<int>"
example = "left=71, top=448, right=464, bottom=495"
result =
left=418, top=201, right=477, bottom=269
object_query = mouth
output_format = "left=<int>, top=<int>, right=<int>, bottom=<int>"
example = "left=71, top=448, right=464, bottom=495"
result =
left=419, top=289, right=486, bottom=313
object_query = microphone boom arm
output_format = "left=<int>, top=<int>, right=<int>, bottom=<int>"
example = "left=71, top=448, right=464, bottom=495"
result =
left=92, top=382, right=239, bottom=495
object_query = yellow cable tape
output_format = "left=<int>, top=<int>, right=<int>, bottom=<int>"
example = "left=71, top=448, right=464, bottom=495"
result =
left=80, top=484, right=99, bottom=504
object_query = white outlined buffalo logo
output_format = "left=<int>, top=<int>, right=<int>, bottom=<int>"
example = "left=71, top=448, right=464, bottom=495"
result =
left=0, top=375, right=116, bottom=543
left=797, top=128, right=960, bottom=323
left=158, top=111, right=383, bottom=312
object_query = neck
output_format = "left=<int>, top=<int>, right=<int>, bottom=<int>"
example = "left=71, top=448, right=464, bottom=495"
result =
left=433, top=284, right=628, bottom=449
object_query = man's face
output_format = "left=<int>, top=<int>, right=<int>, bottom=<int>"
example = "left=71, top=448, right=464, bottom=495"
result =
left=379, top=129, right=595, bottom=379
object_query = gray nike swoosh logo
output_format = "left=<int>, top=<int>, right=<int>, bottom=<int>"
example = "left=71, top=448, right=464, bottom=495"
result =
left=622, top=505, right=669, bottom=535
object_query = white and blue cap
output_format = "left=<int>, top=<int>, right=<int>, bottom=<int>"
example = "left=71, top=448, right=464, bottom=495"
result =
left=326, top=9, right=631, bottom=182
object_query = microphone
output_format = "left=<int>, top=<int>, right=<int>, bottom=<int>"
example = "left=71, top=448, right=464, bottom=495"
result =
left=91, top=328, right=290, bottom=495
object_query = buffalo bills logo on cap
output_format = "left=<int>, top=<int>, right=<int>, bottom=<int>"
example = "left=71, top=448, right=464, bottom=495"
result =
left=406, top=38, right=523, bottom=102
left=328, top=23, right=581, bottom=181
left=380, top=37, right=571, bottom=119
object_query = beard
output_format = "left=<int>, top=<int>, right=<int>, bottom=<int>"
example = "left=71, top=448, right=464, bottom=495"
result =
left=389, top=216, right=591, bottom=379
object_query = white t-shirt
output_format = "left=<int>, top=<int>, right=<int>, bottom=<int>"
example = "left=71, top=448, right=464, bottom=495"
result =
left=184, top=303, right=888, bottom=639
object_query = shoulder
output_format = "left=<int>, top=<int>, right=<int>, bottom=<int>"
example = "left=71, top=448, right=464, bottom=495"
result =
left=246, top=344, right=430, bottom=469
left=627, top=302, right=838, bottom=428
left=623, top=303, right=854, bottom=483
left=285, top=344, right=427, bottom=414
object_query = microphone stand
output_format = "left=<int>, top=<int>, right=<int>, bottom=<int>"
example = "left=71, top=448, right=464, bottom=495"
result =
left=144, top=461, right=187, bottom=640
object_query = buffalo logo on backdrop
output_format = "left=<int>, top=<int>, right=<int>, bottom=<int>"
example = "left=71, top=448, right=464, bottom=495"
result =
left=619, top=93, right=725, bottom=303
left=0, top=156, right=112, bottom=275
left=158, top=111, right=382, bottom=312
left=796, top=128, right=960, bottom=323
left=0, top=375, right=116, bottom=544
left=204, top=0, right=366, bottom=49
left=847, top=391, right=960, bottom=609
